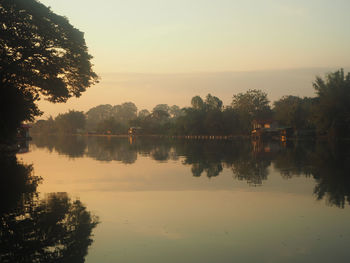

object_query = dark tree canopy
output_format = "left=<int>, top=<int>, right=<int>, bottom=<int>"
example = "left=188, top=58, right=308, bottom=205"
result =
left=312, top=69, right=350, bottom=136
left=0, top=0, right=98, bottom=102
left=231, top=89, right=271, bottom=119
left=0, top=0, right=98, bottom=141
left=273, top=95, right=315, bottom=130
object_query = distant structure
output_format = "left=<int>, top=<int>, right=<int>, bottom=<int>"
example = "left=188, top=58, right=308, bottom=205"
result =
left=251, top=119, right=293, bottom=141
left=17, top=124, right=32, bottom=140
left=128, top=127, right=143, bottom=136
left=252, top=119, right=279, bottom=130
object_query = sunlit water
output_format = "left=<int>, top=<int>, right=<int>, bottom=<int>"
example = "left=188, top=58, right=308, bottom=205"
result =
left=10, top=136, right=350, bottom=262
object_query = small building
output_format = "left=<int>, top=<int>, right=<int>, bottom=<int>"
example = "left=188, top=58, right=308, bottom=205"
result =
left=128, top=127, right=143, bottom=136
left=17, top=124, right=31, bottom=140
left=252, top=119, right=279, bottom=130
left=251, top=119, right=293, bottom=141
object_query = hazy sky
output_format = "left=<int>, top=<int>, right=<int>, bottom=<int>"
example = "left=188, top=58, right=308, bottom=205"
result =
left=38, top=0, right=350, bottom=116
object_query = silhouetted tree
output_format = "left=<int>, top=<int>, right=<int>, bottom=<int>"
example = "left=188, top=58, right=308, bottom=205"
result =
left=205, top=94, right=223, bottom=111
left=0, top=0, right=97, bottom=142
left=191, top=96, right=204, bottom=110
left=312, top=69, right=350, bottom=137
left=273, top=95, right=315, bottom=130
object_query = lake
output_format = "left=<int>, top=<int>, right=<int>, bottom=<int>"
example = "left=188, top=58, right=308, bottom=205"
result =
left=3, top=135, right=350, bottom=262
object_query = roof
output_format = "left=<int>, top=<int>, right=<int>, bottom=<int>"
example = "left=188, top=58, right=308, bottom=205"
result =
left=252, top=119, right=275, bottom=124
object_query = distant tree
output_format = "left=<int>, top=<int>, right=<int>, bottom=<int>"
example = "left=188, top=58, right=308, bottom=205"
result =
left=152, top=109, right=170, bottom=121
left=231, top=89, right=272, bottom=133
left=312, top=69, right=350, bottom=137
left=273, top=95, right=314, bottom=130
left=138, top=109, right=150, bottom=119
left=86, top=104, right=112, bottom=131
left=0, top=0, right=98, bottom=142
left=113, top=102, right=137, bottom=122
left=152, top=104, right=170, bottom=122
left=205, top=94, right=223, bottom=111
left=153, top=104, right=170, bottom=114
left=232, top=89, right=271, bottom=118
left=221, top=107, right=242, bottom=134
left=55, top=110, right=86, bottom=134
left=191, top=96, right=204, bottom=110
left=169, top=105, right=182, bottom=118
left=97, top=117, right=125, bottom=134
left=31, top=116, right=56, bottom=134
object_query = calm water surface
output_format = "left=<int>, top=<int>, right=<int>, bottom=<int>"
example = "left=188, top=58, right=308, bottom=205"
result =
left=4, top=136, right=350, bottom=262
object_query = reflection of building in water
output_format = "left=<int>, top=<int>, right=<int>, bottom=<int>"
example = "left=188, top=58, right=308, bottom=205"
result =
left=252, top=139, right=285, bottom=156
left=17, top=140, right=29, bottom=154
left=128, top=135, right=135, bottom=144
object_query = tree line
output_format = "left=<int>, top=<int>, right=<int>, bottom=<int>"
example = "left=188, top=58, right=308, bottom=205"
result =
left=0, top=0, right=97, bottom=145
left=32, top=69, right=350, bottom=138
left=2, top=1, right=349, bottom=144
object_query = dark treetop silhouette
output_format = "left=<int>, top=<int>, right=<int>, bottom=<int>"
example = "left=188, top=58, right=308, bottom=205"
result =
left=0, top=0, right=98, bottom=143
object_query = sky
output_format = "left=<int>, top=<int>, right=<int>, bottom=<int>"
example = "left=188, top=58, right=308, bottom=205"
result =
left=38, top=0, right=350, bottom=117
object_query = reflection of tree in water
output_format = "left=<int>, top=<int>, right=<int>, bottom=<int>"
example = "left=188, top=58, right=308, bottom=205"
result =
left=232, top=158, right=270, bottom=186
left=0, top=154, right=41, bottom=214
left=0, top=154, right=98, bottom=262
left=31, top=135, right=350, bottom=208
left=310, top=143, right=350, bottom=208
left=86, top=137, right=137, bottom=163
left=180, top=141, right=227, bottom=178
left=179, top=140, right=270, bottom=183
left=33, top=135, right=86, bottom=158
left=150, top=146, right=170, bottom=161
left=273, top=141, right=314, bottom=178
left=272, top=141, right=350, bottom=208
left=191, top=162, right=223, bottom=178
left=230, top=141, right=271, bottom=186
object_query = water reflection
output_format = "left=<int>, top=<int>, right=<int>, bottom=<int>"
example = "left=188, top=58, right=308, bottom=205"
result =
left=0, top=153, right=98, bottom=262
left=31, top=135, right=350, bottom=208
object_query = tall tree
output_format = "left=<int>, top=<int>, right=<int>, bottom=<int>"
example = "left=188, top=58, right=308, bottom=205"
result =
left=86, top=104, right=112, bottom=131
left=113, top=102, right=137, bottom=122
left=169, top=105, right=182, bottom=118
left=0, top=0, right=98, bottom=142
left=191, top=96, right=204, bottom=110
left=153, top=104, right=170, bottom=114
left=205, top=94, right=223, bottom=111
left=231, top=89, right=272, bottom=133
left=55, top=110, right=86, bottom=134
left=273, top=95, right=314, bottom=130
left=312, top=69, right=350, bottom=137
left=138, top=109, right=150, bottom=119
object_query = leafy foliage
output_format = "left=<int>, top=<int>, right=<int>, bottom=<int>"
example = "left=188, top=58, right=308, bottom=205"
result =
left=32, top=69, right=350, bottom=138
left=312, top=69, right=350, bottom=136
left=0, top=0, right=97, bottom=141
